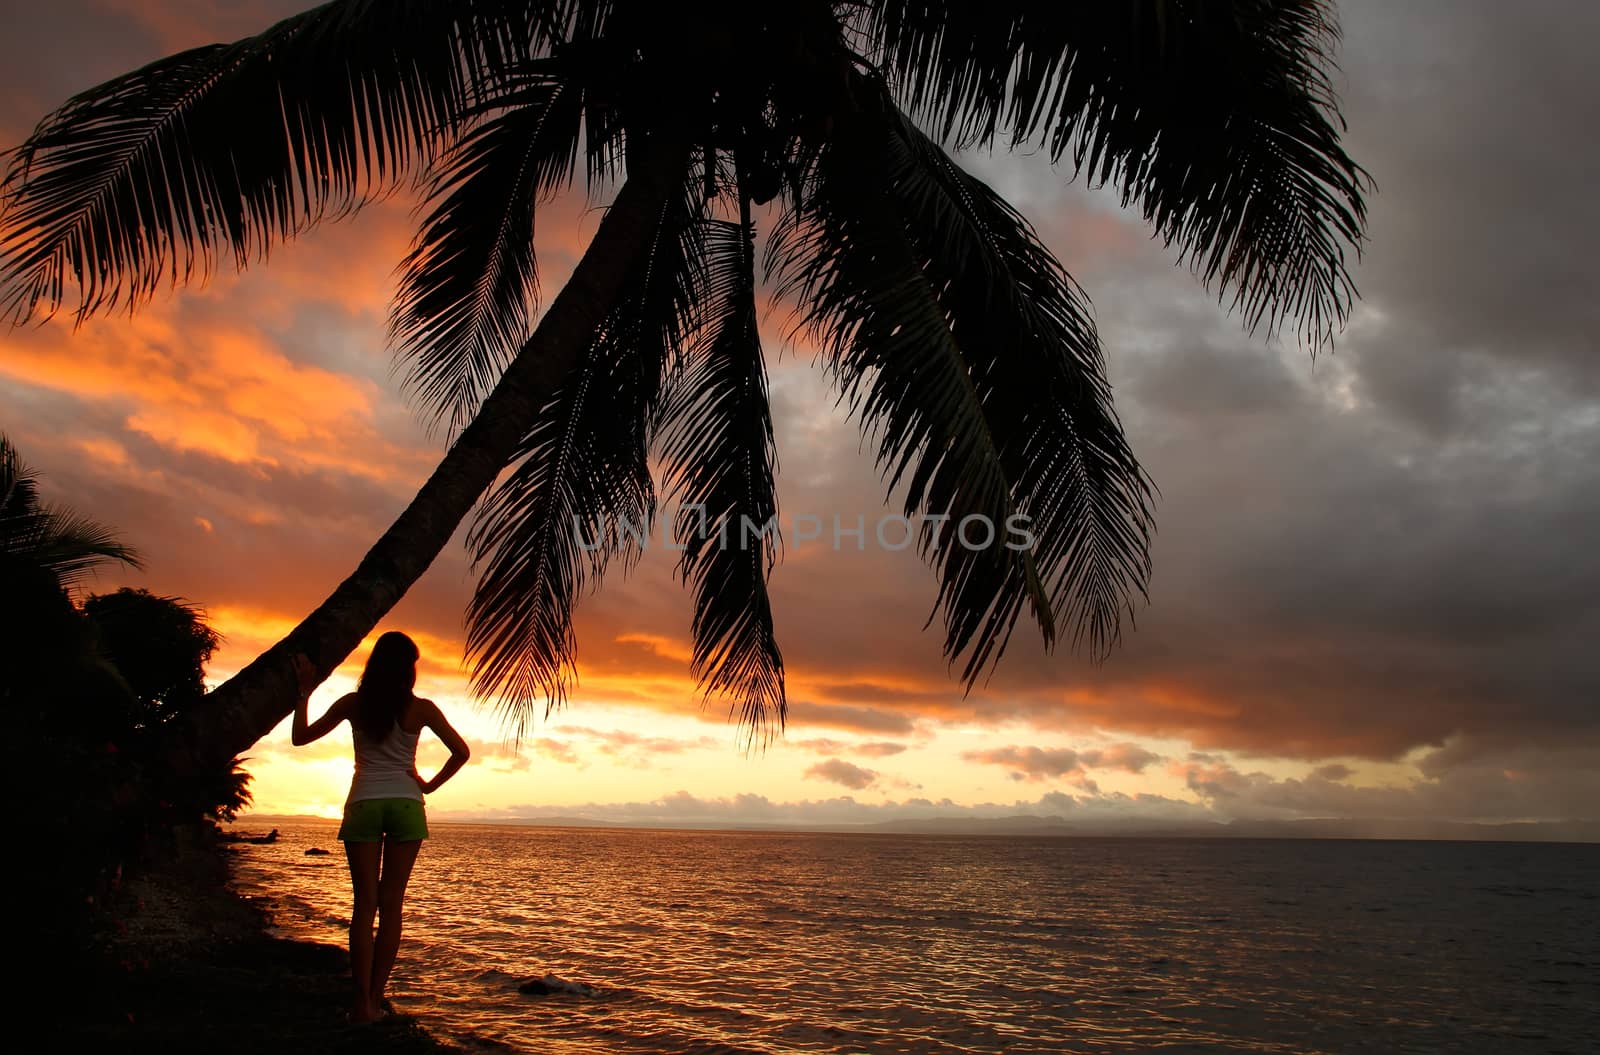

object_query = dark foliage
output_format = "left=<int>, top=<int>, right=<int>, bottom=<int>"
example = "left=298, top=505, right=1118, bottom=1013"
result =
left=3, top=441, right=248, bottom=954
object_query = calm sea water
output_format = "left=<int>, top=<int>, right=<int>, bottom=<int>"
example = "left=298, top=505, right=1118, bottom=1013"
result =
left=229, top=822, right=1599, bottom=1054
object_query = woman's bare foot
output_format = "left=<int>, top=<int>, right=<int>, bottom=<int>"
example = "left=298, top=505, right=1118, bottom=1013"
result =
left=349, top=999, right=383, bottom=1024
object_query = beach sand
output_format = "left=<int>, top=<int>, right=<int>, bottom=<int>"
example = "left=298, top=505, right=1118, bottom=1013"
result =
left=66, top=828, right=461, bottom=1053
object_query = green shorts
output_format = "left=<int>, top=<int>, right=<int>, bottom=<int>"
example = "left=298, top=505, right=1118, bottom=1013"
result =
left=338, top=798, right=429, bottom=843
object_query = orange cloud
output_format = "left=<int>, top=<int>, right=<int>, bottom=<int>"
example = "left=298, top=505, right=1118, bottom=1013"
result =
left=962, top=746, right=1084, bottom=782
left=0, top=307, right=415, bottom=480
left=803, top=758, right=879, bottom=790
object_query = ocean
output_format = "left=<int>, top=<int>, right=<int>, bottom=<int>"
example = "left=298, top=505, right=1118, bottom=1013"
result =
left=229, top=822, right=1599, bottom=1053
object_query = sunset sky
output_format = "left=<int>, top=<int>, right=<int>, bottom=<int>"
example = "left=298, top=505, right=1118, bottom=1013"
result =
left=3, top=0, right=1597, bottom=831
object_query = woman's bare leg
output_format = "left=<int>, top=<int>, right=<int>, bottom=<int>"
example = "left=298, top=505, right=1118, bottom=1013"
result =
left=345, top=841, right=383, bottom=1022
left=372, top=838, right=423, bottom=1012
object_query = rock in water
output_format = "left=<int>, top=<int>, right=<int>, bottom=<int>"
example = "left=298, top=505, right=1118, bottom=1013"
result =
left=303, top=847, right=332, bottom=856
left=518, top=973, right=597, bottom=997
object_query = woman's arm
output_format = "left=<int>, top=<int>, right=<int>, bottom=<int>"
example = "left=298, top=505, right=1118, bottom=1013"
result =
left=290, top=653, right=352, bottom=746
left=415, top=699, right=471, bottom=794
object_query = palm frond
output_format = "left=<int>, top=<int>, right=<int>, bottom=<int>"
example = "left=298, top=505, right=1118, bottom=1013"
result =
left=0, top=0, right=564, bottom=324
left=769, top=99, right=1046, bottom=684
left=879, top=100, right=1155, bottom=660
left=25, top=507, right=144, bottom=591
left=659, top=201, right=784, bottom=741
left=390, top=72, right=585, bottom=434
left=0, top=433, right=41, bottom=524
left=861, top=0, right=1370, bottom=349
left=770, top=82, right=1153, bottom=683
left=0, top=435, right=142, bottom=590
left=464, top=179, right=705, bottom=735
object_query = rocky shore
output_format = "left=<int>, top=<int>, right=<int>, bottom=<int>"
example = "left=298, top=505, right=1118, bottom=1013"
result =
left=66, top=828, right=462, bottom=1053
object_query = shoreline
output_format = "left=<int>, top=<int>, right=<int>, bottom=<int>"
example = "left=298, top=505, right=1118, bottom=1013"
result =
left=237, top=811, right=1600, bottom=843
left=69, top=826, right=462, bottom=1053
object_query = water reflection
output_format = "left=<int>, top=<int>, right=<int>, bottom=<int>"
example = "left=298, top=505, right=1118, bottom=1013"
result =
left=232, top=824, right=1600, bottom=1054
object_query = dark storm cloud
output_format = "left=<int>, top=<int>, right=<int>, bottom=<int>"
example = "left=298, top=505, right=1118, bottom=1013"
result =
left=923, top=0, right=1600, bottom=774
left=1338, top=0, right=1600, bottom=412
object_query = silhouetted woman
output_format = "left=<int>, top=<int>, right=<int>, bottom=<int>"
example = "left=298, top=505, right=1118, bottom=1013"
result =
left=291, top=632, right=470, bottom=1023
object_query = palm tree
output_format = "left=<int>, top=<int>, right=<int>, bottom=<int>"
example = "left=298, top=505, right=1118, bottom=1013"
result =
left=0, top=434, right=141, bottom=591
left=0, top=1, right=1368, bottom=763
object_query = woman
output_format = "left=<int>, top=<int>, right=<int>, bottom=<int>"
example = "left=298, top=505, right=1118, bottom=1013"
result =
left=291, top=632, right=471, bottom=1023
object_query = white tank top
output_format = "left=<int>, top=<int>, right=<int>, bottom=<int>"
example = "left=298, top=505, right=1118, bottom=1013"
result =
left=347, top=719, right=424, bottom=803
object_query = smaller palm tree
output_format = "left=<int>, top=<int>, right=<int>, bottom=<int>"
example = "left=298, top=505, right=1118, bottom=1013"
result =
left=0, top=434, right=142, bottom=593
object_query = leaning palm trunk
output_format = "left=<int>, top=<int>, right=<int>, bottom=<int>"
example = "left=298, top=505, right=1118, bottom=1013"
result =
left=178, top=138, right=689, bottom=768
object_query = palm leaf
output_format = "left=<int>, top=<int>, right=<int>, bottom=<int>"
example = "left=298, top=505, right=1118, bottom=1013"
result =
left=0, top=434, right=42, bottom=528
left=0, top=0, right=563, bottom=324
left=390, top=71, right=586, bottom=434
left=658, top=198, right=784, bottom=741
left=861, top=0, right=1370, bottom=349
left=464, top=179, right=704, bottom=734
left=770, top=81, right=1152, bottom=684
left=23, top=508, right=144, bottom=592
left=769, top=98, right=1048, bottom=685
left=0, top=435, right=141, bottom=591
left=875, top=94, right=1155, bottom=661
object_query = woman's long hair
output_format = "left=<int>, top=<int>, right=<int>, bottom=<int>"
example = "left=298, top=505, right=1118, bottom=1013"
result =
left=355, top=631, right=419, bottom=740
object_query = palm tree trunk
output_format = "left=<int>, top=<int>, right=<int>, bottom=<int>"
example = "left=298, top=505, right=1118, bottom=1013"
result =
left=179, top=137, right=689, bottom=767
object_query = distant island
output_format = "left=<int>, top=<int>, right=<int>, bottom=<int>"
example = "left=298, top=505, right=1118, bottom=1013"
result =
left=239, top=813, right=1600, bottom=843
